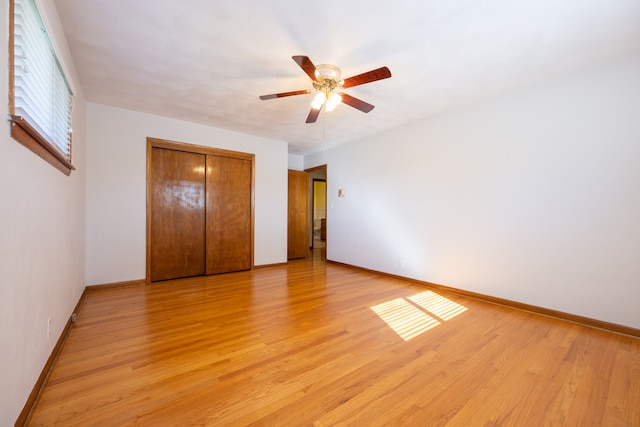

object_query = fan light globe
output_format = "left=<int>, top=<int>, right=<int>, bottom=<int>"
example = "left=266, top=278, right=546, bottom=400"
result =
left=311, top=92, right=326, bottom=110
left=326, top=92, right=342, bottom=112
left=314, top=64, right=341, bottom=82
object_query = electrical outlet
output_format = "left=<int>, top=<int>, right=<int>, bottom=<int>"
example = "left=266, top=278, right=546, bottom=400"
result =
left=398, top=259, right=405, bottom=269
left=47, top=317, right=51, bottom=340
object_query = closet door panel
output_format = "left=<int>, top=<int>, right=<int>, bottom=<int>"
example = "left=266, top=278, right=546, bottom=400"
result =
left=206, top=156, right=252, bottom=274
left=150, top=148, right=206, bottom=281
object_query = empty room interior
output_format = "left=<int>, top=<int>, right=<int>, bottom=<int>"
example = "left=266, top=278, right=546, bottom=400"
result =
left=2, top=0, right=640, bottom=425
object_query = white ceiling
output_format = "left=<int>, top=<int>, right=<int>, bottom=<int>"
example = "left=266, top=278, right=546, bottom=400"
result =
left=52, top=0, right=640, bottom=155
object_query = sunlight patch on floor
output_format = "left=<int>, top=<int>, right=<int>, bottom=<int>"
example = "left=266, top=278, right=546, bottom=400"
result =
left=408, top=291, right=468, bottom=321
left=371, top=298, right=440, bottom=341
left=371, top=291, right=468, bottom=341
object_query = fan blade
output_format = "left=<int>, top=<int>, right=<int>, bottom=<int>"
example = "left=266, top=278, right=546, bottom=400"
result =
left=342, top=66, right=391, bottom=88
left=292, top=55, right=318, bottom=82
left=340, top=93, right=375, bottom=113
left=259, top=89, right=310, bottom=100
left=306, top=106, right=322, bottom=123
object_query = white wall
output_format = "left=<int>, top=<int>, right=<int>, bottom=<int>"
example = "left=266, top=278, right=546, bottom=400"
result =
left=319, top=51, right=640, bottom=329
left=0, top=2, right=87, bottom=424
left=288, top=153, right=304, bottom=171
left=85, top=103, right=288, bottom=285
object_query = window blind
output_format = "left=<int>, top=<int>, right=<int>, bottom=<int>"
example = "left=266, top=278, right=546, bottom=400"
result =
left=12, top=0, right=73, bottom=160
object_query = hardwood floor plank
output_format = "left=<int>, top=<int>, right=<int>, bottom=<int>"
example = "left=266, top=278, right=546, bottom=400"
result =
left=604, top=339, right=640, bottom=426
left=27, top=251, right=640, bottom=426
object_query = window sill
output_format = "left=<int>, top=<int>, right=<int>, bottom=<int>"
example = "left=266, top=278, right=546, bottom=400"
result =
left=10, top=116, right=75, bottom=176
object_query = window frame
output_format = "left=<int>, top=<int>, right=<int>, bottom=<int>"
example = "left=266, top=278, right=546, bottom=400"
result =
left=9, top=0, right=75, bottom=176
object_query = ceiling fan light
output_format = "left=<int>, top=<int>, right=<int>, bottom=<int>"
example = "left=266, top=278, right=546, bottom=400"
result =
left=325, top=92, right=342, bottom=112
left=311, top=92, right=326, bottom=110
left=315, top=64, right=341, bottom=82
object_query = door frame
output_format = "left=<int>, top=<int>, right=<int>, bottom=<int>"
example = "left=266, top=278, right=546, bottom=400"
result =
left=146, top=137, right=255, bottom=284
left=305, top=165, right=327, bottom=250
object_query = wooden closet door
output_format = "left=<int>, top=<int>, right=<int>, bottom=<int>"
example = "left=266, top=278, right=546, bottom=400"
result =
left=150, top=148, right=206, bottom=281
left=206, top=155, right=252, bottom=274
left=288, top=170, right=309, bottom=259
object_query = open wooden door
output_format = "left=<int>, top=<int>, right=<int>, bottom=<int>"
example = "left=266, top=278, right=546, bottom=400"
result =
left=288, top=170, right=309, bottom=259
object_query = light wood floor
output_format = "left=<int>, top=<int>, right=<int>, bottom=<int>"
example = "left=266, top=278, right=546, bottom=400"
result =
left=28, top=250, right=640, bottom=426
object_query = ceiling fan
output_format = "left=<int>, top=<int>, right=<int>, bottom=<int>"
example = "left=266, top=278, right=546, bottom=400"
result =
left=259, top=55, right=392, bottom=123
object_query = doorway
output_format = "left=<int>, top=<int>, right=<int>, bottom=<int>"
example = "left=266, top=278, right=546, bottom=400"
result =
left=312, top=179, right=326, bottom=248
left=306, top=165, right=327, bottom=250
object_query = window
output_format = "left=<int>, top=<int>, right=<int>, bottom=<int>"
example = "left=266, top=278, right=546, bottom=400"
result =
left=9, top=0, right=75, bottom=175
